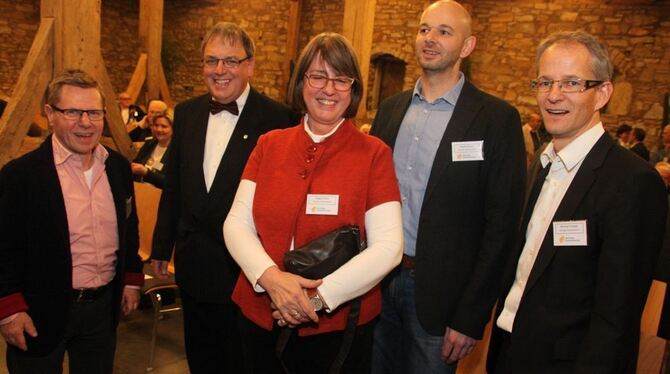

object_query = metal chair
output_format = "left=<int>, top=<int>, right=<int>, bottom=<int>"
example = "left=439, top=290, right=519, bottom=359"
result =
left=142, top=269, right=181, bottom=372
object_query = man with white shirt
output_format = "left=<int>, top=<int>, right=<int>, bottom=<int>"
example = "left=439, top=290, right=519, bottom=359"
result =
left=487, top=31, right=668, bottom=374
left=0, top=69, right=143, bottom=373
left=149, top=22, right=298, bottom=373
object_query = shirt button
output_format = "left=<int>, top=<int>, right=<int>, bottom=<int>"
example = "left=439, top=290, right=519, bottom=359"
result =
left=408, top=166, right=413, bottom=170
left=414, top=137, right=419, bottom=141
left=305, top=155, right=315, bottom=164
left=307, top=145, right=318, bottom=153
left=423, top=109, right=428, bottom=114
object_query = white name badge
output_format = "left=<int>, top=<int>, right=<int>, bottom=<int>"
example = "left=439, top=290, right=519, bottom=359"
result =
left=553, top=220, right=588, bottom=246
left=306, top=194, right=339, bottom=215
left=452, top=141, right=484, bottom=161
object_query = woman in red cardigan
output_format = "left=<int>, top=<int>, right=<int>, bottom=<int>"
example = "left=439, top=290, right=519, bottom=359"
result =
left=224, top=33, right=403, bottom=373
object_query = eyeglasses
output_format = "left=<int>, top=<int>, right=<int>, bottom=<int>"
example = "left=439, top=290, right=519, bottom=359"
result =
left=531, top=78, right=605, bottom=93
left=50, top=105, right=106, bottom=121
left=304, top=74, right=355, bottom=92
left=203, top=56, right=251, bottom=69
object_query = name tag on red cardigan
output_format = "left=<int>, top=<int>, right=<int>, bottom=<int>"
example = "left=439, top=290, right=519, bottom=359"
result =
left=306, top=194, right=339, bottom=215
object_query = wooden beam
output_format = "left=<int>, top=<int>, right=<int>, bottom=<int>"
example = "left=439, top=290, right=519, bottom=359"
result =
left=126, top=53, right=148, bottom=103
left=159, top=64, right=174, bottom=108
left=342, top=0, right=376, bottom=122
left=282, top=0, right=302, bottom=102
left=48, top=0, right=134, bottom=160
left=140, top=0, right=164, bottom=101
left=0, top=18, right=54, bottom=168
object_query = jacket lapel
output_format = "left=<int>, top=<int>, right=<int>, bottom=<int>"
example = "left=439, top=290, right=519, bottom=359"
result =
left=188, top=94, right=212, bottom=196
left=423, top=80, right=483, bottom=204
left=382, top=91, right=413, bottom=149
left=523, top=133, right=613, bottom=294
left=104, top=153, right=126, bottom=246
left=207, top=88, right=261, bottom=198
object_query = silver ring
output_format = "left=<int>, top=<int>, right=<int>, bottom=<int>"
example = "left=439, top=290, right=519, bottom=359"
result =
left=292, top=310, right=301, bottom=318
left=278, top=319, right=286, bottom=326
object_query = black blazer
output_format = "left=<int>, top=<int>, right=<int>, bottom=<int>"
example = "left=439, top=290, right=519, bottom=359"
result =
left=371, top=80, right=526, bottom=338
left=0, top=136, right=143, bottom=356
left=487, top=133, right=668, bottom=374
left=151, top=88, right=299, bottom=303
left=132, top=138, right=169, bottom=188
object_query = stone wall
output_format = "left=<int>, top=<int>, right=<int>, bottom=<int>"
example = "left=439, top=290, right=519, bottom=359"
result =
left=368, top=0, right=670, bottom=148
left=1, top=0, right=668, bottom=148
left=298, top=0, right=343, bottom=52
left=0, top=0, right=38, bottom=97
left=163, top=0, right=294, bottom=103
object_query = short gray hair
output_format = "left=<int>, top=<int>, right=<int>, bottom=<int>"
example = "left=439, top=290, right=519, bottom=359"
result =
left=200, top=22, right=255, bottom=58
left=536, top=31, right=613, bottom=81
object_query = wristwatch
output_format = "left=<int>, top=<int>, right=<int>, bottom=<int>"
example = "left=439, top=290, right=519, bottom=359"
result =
left=306, top=288, right=325, bottom=312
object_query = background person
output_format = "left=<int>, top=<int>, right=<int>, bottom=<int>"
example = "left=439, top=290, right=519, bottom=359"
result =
left=224, top=32, right=403, bottom=373
left=128, top=99, right=167, bottom=142
left=131, top=113, right=173, bottom=189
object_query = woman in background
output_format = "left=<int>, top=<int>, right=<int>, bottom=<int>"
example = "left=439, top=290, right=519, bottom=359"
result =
left=131, top=113, right=172, bottom=188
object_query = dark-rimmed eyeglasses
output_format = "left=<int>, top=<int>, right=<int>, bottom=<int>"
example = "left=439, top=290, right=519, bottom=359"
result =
left=203, top=56, right=251, bottom=69
left=531, top=78, right=604, bottom=93
left=304, top=74, right=355, bottom=92
left=50, top=105, right=106, bottom=121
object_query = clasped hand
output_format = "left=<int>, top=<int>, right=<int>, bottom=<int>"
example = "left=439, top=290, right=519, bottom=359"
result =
left=258, top=266, right=322, bottom=327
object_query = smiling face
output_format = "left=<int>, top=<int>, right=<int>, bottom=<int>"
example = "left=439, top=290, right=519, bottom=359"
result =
left=303, top=55, right=353, bottom=135
left=537, top=42, right=612, bottom=151
left=151, top=116, right=173, bottom=146
left=415, top=1, right=475, bottom=75
left=45, top=85, right=104, bottom=165
left=202, top=36, right=254, bottom=104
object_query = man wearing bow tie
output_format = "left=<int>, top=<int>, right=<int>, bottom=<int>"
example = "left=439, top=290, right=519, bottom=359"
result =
left=150, top=22, right=298, bottom=373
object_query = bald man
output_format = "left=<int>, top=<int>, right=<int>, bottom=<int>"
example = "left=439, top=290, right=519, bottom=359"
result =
left=370, top=1, right=525, bottom=373
left=128, top=99, right=168, bottom=142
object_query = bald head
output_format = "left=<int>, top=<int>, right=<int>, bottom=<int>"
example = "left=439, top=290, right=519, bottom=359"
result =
left=422, top=0, right=473, bottom=38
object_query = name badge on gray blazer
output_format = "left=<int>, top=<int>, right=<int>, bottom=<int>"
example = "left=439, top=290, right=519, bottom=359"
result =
left=452, top=141, right=484, bottom=161
left=125, top=196, right=133, bottom=219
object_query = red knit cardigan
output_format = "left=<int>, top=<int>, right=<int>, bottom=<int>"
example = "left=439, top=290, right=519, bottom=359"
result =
left=231, top=118, right=400, bottom=335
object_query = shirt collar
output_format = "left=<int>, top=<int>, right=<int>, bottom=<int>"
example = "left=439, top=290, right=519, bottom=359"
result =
left=412, top=72, right=465, bottom=105
left=52, top=134, right=108, bottom=167
left=540, top=122, right=605, bottom=171
left=303, top=114, right=345, bottom=143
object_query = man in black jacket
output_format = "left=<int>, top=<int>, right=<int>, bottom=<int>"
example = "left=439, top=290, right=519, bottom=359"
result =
left=150, top=22, right=298, bottom=373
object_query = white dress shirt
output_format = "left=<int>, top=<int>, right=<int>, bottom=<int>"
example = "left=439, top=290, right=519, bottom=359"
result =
left=203, top=84, right=250, bottom=191
left=497, top=123, right=605, bottom=332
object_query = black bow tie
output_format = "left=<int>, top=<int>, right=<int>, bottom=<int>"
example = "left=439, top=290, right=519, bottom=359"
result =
left=209, top=100, right=239, bottom=116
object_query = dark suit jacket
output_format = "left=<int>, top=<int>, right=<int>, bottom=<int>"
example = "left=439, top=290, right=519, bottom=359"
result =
left=151, top=88, right=299, bottom=303
left=487, top=133, right=668, bottom=374
left=371, top=80, right=526, bottom=338
left=0, top=135, right=143, bottom=356
left=630, top=141, right=650, bottom=161
left=128, top=125, right=152, bottom=142
left=132, top=138, right=169, bottom=188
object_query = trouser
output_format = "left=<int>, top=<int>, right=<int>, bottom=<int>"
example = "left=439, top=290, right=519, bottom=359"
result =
left=6, top=286, right=116, bottom=374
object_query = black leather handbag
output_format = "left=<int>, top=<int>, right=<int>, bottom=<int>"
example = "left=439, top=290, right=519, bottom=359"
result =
left=277, top=224, right=365, bottom=374
left=283, top=224, right=363, bottom=279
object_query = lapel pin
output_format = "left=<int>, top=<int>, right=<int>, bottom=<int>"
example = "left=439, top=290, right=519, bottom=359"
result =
left=243, top=134, right=249, bottom=140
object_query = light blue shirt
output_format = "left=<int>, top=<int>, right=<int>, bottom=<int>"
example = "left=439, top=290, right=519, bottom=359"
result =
left=393, top=74, right=465, bottom=256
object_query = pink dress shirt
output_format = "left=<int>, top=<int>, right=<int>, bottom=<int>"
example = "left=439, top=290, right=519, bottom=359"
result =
left=52, top=136, right=119, bottom=289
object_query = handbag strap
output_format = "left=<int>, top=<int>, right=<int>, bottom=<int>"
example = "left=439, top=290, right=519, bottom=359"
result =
left=274, top=299, right=361, bottom=374
left=328, top=298, right=361, bottom=374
